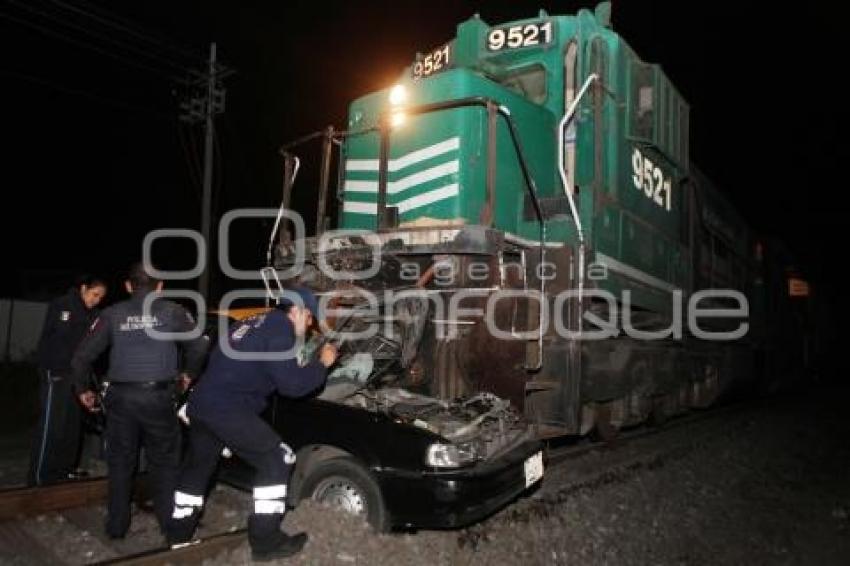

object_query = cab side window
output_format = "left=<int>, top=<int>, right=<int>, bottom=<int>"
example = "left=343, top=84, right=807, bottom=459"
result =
left=631, top=61, right=654, bottom=141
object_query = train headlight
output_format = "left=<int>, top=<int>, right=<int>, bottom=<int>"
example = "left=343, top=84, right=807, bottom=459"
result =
left=390, top=112, right=406, bottom=128
left=389, top=84, right=407, bottom=106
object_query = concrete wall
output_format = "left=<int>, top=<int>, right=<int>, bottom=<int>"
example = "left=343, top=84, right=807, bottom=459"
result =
left=0, top=299, right=48, bottom=362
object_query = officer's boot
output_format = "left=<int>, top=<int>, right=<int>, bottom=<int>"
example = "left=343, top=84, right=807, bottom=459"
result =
left=165, top=492, right=205, bottom=547
left=248, top=513, right=307, bottom=562
left=166, top=510, right=202, bottom=548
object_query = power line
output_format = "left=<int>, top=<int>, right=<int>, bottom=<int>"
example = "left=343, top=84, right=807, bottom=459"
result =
left=49, top=0, right=203, bottom=63
left=7, top=0, right=195, bottom=74
left=0, top=9, right=183, bottom=80
left=1, top=68, right=172, bottom=117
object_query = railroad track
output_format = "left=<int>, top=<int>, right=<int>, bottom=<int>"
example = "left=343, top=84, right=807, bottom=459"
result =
left=0, top=477, right=249, bottom=565
left=544, top=396, right=762, bottom=468
left=0, top=477, right=111, bottom=522
left=0, top=477, right=113, bottom=565
left=526, top=396, right=773, bottom=510
left=92, top=529, right=247, bottom=565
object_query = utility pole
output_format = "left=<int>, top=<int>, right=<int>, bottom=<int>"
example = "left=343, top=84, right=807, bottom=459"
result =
left=198, top=42, right=217, bottom=303
left=179, top=43, right=230, bottom=302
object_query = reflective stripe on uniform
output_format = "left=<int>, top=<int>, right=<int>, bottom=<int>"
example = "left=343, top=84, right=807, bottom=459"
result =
left=172, top=506, right=196, bottom=519
left=254, top=499, right=286, bottom=515
left=34, top=370, right=55, bottom=485
left=253, top=484, right=286, bottom=500
left=175, top=491, right=204, bottom=507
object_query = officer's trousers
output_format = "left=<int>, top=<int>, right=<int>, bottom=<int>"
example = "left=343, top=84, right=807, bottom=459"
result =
left=28, top=370, right=82, bottom=485
left=103, top=383, right=180, bottom=538
left=168, top=410, right=294, bottom=551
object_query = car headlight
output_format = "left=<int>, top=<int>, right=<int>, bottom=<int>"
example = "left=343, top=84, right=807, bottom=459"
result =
left=425, top=441, right=480, bottom=468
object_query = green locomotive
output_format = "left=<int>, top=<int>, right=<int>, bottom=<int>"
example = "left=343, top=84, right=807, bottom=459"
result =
left=270, top=2, right=811, bottom=439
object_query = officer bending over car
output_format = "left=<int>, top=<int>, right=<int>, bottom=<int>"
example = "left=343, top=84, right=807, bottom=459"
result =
left=166, top=286, right=338, bottom=561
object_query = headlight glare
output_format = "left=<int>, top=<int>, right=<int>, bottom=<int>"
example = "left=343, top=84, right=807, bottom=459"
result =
left=388, top=84, right=407, bottom=106
left=426, top=441, right=479, bottom=468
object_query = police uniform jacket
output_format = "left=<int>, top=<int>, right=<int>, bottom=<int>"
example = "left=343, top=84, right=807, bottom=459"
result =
left=37, top=288, right=97, bottom=374
left=70, top=292, right=207, bottom=390
left=188, top=308, right=327, bottom=417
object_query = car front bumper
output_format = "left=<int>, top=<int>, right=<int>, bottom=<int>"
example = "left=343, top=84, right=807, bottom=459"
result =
left=375, top=439, right=544, bottom=529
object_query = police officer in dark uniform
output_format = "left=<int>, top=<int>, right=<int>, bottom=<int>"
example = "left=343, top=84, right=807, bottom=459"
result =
left=28, top=276, right=107, bottom=485
left=71, top=263, right=207, bottom=539
left=166, top=286, right=337, bottom=561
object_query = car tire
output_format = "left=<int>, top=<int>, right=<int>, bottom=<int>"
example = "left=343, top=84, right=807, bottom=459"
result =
left=299, top=457, right=389, bottom=532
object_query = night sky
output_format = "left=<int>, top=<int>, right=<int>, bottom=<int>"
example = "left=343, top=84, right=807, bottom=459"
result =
left=1, top=1, right=843, bottom=310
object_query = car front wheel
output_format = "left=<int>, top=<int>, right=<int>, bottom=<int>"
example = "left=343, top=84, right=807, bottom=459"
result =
left=299, top=457, right=388, bottom=532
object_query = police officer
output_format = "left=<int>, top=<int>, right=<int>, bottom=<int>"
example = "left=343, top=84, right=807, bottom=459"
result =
left=28, top=276, right=107, bottom=485
left=71, top=262, right=206, bottom=539
left=166, top=286, right=337, bottom=561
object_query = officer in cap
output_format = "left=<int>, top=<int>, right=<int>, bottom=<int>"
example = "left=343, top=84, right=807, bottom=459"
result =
left=167, top=285, right=338, bottom=561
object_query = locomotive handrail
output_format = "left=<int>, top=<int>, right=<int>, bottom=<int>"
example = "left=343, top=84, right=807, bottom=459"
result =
left=277, top=125, right=381, bottom=243
left=558, top=73, right=597, bottom=245
left=558, top=73, right=599, bottom=344
left=266, top=155, right=300, bottom=269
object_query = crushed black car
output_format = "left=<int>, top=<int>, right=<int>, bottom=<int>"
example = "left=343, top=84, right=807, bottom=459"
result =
left=214, top=301, right=544, bottom=531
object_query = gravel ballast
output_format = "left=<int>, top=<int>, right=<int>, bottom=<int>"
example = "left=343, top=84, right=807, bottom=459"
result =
left=207, top=384, right=850, bottom=565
